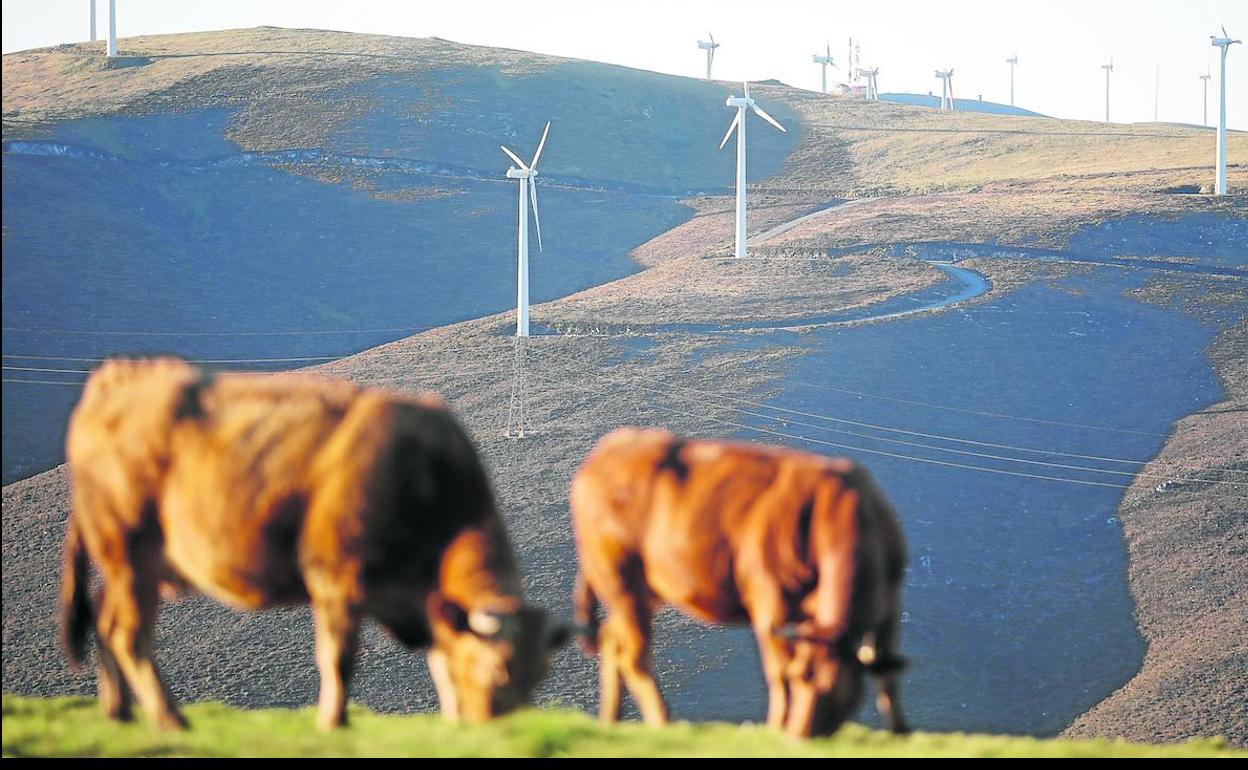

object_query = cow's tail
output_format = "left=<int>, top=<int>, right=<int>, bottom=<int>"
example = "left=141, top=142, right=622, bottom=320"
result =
left=573, top=571, right=601, bottom=657
left=59, top=517, right=93, bottom=670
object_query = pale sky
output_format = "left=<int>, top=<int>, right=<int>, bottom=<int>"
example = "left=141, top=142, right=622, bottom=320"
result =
left=3, top=0, right=1246, bottom=129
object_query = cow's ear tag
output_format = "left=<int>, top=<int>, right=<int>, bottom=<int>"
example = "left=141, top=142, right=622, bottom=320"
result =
left=468, top=610, right=503, bottom=637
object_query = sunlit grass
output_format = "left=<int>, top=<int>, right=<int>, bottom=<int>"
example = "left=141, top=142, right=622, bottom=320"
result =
left=3, top=695, right=1239, bottom=758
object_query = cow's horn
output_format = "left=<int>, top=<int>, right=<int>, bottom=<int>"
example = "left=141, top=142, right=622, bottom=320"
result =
left=468, top=610, right=503, bottom=637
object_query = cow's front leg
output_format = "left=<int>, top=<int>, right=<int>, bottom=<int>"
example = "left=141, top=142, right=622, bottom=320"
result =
left=754, top=628, right=791, bottom=730
left=311, top=596, right=360, bottom=730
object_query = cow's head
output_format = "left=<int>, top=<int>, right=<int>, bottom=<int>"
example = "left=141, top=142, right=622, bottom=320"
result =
left=776, top=623, right=906, bottom=737
left=426, top=595, right=570, bottom=722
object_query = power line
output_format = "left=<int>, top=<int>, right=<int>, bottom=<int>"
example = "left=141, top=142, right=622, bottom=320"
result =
left=1, top=325, right=429, bottom=337
left=526, top=344, right=1247, bottom=497
left=2, top=343, right=510, bottom=365
left=552, top=340, right=1204, bottom=470
left=2, top=378, right=81, bottom=386
left=531, top=345, right=1246, bottom=489
left=785, top=378, right=1172, bottom=439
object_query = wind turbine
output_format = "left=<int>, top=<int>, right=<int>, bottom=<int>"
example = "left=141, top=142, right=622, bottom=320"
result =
left=698, top=32, right=720, bottom=80
left=107, top=0, right=117, bottom=57
left=1211, top=27, right=1240, bottom=195
left=1006, top=54, right=1018, bottom=106
left=812, top=41, right=835, bottom=94
left=500, top=121, right=550, bottom=337
left=935, top=69, right=955, bottom=110
left=1102, top=56, right=1114, bottom=123
left=858, top=67, right=880, bottom=100
left=89, top=0, right=96, bottom=42
left=719, top=82, right=787, bottom=258
left=1199, top=70, right=1211, bottom=127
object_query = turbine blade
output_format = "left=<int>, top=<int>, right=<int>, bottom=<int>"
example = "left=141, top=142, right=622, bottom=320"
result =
left=501, top=145, right=528, bottom=170
left=709, top=30, right=715, bottom=45
left=743, top=80, right=750, bottom=100
left=529, top=181, right=542, bottom=252
left=531, top=121, right=551, bottom=169
left=752, top=104, right=787, bottom=133
left=719, top=112, right=741, bottom=150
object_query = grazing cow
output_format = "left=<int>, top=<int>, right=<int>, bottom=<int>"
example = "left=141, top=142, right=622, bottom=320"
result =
left=60, top=357, right=566, bottom=730
left=571, top=427, right=908, bottom=738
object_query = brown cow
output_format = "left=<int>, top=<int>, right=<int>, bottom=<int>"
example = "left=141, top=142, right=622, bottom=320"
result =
left=571, top=427, right=908, bottom=738
left=60, top=356, right=567, bottom=730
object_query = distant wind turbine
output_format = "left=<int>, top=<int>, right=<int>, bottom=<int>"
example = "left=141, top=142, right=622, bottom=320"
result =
left=107, top=0, right=117, bottom=57
left=500, top=122, right=550, bottom=337
left=698, top=32, right=720, bottom=80
left=858, top=67, right=880, bottom=101
left=89, top=0, right=96, bottom=42
left=1006, top=54, right=1018, bottom=106
left=935, top=69, right=955, bottom=110
left=1199, top=70, right=1211, bottom=127
left=719, top=82, right=787, bottom=258
left=1102, top=55, right=1114, bottom=123
left=1211, top=26, right=1241, bottom=195
left=812, top=41, right=835, bottom=94
left=1155, top=65, right=1160, bottom=122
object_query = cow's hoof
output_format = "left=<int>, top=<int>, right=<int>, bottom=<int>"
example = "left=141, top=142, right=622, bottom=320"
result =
left=154, top=711, right=188, bottom=731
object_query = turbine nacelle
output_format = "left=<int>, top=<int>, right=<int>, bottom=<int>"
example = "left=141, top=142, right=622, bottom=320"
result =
left=1211, top=36, right=1241, bottom=48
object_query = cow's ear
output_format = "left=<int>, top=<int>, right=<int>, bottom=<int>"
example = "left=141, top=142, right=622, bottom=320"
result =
left=427, top=593, right=471, bottom=634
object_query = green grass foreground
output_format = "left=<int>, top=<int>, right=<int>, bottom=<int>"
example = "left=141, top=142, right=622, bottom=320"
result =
left=2, top=695, right=1239, bottom=758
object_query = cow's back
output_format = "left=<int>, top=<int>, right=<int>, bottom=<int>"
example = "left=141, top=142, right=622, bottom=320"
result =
left=572, top=429, right=865, bottom=622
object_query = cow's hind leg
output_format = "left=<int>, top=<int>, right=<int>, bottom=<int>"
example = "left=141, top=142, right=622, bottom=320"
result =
left=597, top=624, right=623, bottom=724
left=601, top=584, right=667, bottom=726
left=93, top=587, right=133, bottom=722
left=96, top=555, right=185, bottom=730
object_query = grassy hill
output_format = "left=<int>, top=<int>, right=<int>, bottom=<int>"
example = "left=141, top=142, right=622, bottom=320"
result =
left=3, top=696, right=1240, bottom=758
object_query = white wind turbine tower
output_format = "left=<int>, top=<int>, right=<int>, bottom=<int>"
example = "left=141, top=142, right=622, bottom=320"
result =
left=935, top=69, right=955, bottom=110
left=1102, top=56, right=1114, bottom=123
left=107, top=0, right=117, bottom=57
left=500, top=121, right=550, bottom=438
left=698, top=33, right=720, bottom=80
left=1199, top=70, right=1211, bottom=127
left=719, top=82, right=787, bottom=258
left=1006, top=54, right=1018, bottom=106
left=89, top=0, right=96, bottom=42
left=1211, top=27, right=1240, bottom=196
left=813, top=41, right=835, bottom=94
left=858, top=67, right=880, bottom=100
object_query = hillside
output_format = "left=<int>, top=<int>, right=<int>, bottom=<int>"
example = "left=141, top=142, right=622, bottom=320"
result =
left=878, top=93, right=1046, bottom=117
left=3, top=26, right=1247, bottom=752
